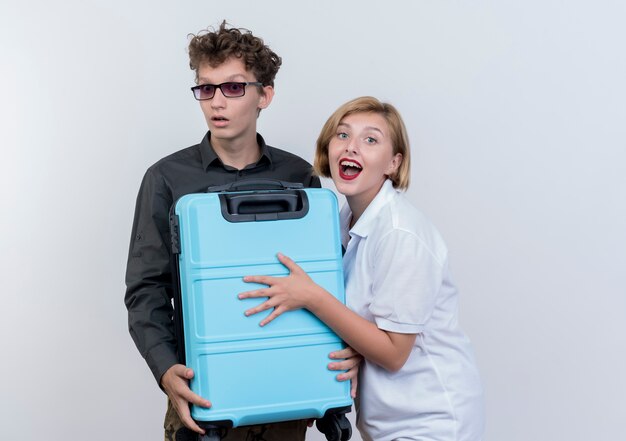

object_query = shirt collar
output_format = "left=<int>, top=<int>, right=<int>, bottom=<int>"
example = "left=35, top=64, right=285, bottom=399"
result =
left=200, top=131, right=273, bottom=171
left=340, top=179, right=398, bottom=239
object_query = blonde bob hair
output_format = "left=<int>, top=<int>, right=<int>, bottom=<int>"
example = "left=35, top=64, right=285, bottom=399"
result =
left=314, top=96, right=411, bottom=190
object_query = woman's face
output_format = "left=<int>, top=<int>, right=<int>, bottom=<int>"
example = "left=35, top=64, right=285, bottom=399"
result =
left=328, top=112, right=402, bottom=208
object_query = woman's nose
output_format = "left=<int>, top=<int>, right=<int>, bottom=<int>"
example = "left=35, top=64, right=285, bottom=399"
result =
left=345, top=142, right=358, bottom=154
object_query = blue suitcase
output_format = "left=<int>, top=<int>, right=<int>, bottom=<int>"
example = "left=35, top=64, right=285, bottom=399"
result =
left=170, top=180, right=352, bottom=441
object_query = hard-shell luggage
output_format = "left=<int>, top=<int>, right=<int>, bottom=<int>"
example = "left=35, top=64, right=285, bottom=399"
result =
left=170, top=180, right=352, bottom=441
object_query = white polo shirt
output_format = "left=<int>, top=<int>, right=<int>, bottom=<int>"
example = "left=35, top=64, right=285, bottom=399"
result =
left=341, top=180, right=484, bottom=441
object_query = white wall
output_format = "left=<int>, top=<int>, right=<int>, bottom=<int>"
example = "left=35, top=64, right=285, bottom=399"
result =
left=2, top=1, right=625, bottom=440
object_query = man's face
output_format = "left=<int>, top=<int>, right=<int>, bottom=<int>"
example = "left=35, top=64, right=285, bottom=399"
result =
left=196, top=57, right=273, bottom=145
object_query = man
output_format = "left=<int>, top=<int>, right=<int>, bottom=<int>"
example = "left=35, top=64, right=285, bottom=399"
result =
left=125, top=22, right=359, bottom=441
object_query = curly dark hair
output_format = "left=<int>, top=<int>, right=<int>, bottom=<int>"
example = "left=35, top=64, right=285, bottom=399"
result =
left=188, top=21, right=282, bottom=87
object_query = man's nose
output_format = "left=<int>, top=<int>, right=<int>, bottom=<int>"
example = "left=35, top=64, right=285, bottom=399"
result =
left=211, top=88, right=227, bottom=107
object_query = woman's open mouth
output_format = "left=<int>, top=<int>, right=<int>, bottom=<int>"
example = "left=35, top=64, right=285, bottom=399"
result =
left=338, top=158, right=362, bottom=180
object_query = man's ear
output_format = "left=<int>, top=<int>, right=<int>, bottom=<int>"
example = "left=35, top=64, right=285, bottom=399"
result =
left=258, top=85, right=274, bottom=110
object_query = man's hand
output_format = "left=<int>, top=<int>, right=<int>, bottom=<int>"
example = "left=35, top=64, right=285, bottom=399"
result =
left=161, top=364, right=212, bottom=434
left=328, top=346, right=362, bottom=398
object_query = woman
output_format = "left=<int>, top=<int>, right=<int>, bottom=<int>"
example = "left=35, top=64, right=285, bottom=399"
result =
left=239, top=96, right=485, bottom=441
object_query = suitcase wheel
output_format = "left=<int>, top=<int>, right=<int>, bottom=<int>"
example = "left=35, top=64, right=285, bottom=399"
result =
left=316, top=412, right=352, bottom=441
left=199, top=428, right=222, bottom=441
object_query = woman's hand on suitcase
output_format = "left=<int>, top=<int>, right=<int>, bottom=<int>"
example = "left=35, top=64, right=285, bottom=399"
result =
left=329, top=346, right=362, bottom=398
left=161, top=364, right=212, bottom=434
left=239, top=252, right=320, bottom=326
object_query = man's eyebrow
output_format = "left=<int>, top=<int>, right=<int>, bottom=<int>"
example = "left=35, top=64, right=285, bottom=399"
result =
left=197, top=74, right=249, bottom=84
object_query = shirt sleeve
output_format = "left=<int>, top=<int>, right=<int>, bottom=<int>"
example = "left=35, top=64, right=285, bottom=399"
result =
left=369, top=228, right=445, bottom=334
left=124, top=168, right=179, bottom=386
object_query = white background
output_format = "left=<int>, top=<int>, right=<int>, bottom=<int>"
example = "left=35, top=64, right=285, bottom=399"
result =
left=2, top=1, right=625, bottom=440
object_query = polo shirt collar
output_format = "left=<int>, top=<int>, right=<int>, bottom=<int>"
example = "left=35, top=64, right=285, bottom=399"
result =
left=200, top=131, right=273, bottom=171
left=341, top=179, right=398, bottom=239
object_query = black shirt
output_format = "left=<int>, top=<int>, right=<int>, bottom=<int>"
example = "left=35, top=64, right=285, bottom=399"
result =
left=124, top=132, right=321, bottom=384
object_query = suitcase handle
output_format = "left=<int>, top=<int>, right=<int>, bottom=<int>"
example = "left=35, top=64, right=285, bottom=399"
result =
left=218, top=190, right=310, bottom=222
left=226, top=193, right=299, bottom=215
left=207, top=179, right=304, bottom=193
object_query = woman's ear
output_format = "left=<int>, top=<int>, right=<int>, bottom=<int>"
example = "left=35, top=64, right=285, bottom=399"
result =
left=386, top=153, right=403, bottom=176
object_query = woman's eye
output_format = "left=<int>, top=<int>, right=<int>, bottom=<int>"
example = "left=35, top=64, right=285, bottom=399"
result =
left=366, top=137, right=377, bottom=144
left=337, top=132, right=349, bottom=140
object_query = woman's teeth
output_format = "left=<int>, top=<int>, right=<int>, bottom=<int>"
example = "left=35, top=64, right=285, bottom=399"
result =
left=340, top=160, right=362, bottom=174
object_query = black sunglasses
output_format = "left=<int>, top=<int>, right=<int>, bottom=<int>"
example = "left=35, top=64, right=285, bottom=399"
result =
left=191, top=82, right=263, bottom=100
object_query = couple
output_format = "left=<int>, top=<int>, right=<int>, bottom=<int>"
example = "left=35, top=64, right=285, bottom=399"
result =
left=124, top=22, right=484, bottom=441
